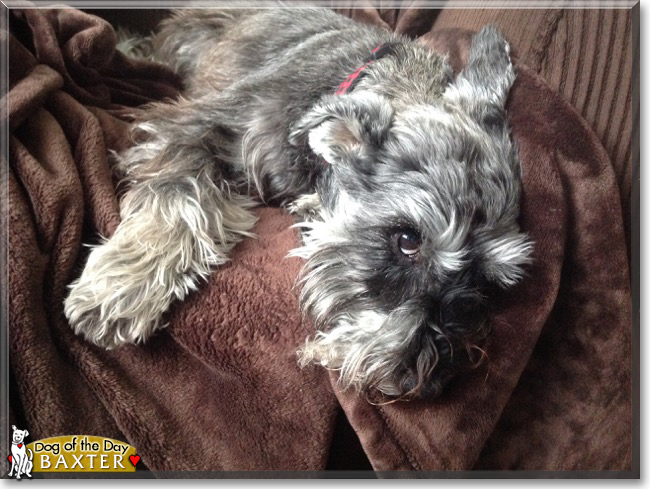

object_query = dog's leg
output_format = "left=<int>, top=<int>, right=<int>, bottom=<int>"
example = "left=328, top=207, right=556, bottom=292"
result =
left=25, top=453, right=33, bottom=478
left=64, top=98, right=257, bottom=348
left=18, top=456, right=25, bottom=479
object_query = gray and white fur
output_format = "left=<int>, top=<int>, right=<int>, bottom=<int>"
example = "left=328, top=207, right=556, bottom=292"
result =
left=64, top=8, right=533, bottom=400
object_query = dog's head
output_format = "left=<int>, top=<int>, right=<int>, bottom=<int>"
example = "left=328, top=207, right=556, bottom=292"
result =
left=12, top=426, right=29, bottom=444
left=290, top=27, right=533, bottom=400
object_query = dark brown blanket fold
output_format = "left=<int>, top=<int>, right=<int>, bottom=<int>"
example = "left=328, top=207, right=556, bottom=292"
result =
left=7, top=6, right=632, bottom=474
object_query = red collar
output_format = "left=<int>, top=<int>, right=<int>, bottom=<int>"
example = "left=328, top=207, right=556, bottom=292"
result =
left=335, top=43, right=397, bottom=95
left=319, top=43, right=397, bottom=166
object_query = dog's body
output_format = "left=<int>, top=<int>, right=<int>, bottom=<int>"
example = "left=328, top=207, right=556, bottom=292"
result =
left=65, top=9, right=532, bottom=399
left=8, top=426, right=33, bottom=479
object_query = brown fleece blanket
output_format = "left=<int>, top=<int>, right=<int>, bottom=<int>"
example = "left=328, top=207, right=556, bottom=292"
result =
left=7, top=6, right=632, bottom=474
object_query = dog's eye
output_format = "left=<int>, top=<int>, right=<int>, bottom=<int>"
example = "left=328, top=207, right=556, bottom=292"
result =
left=397, top=230, right=421, bottom=257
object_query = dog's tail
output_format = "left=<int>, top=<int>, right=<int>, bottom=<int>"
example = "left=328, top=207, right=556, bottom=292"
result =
left=115, top=27, right=155, bottom=61
left=114, top=9, right=249, bottom=70
left=151, top=9, right=254, bottom=77
left=27, top=448, right=33, bottom=461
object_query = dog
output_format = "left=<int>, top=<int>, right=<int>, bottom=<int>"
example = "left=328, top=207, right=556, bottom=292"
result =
left=8, top=426, right=33, bottom=479
left=64, top=8, right=533, bottom=400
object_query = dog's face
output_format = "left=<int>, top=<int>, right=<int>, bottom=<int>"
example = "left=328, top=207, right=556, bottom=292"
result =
left=291, top=28, right=533, bottom=399
left=12, top=426, right=28, bottom=444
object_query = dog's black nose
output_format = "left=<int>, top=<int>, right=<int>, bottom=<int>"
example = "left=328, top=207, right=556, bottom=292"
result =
left=400, top=373, right=445, bottom=399
left=401, top=375, right=417, bottom=393
left=419, top=380, right=445, bottom=399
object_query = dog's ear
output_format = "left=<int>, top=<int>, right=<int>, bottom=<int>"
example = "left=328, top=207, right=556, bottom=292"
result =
left=446, top=27, right=530, bottom=287
left=289, top=92, right=393, bottom=164
left=477, top=231, right=533, bottom=288
left=12, top=425, right=16, bottom=430
left=443, top=26, right=515, bottom=126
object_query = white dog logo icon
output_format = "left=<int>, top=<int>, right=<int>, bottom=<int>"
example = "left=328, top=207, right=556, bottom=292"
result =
left=8, top=425, right=33, bottom=479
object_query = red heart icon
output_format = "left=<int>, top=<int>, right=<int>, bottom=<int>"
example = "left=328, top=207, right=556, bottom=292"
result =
left=129, top=455, right=140, bottom=467
left=7, top=455, right=11, bottom=463
left=17, top=444, right=22, bottom=448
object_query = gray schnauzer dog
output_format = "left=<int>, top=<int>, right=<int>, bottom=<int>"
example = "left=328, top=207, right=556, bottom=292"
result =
left=64, top=8, right=533, bottom=400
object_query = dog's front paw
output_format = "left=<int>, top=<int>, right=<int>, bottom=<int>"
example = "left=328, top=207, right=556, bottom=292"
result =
left=64, top=285, right=157, bottom=349
left=64, top=274, right=161, bottom=349
left=64, top=241, right=170, bottom=349
left=287, top=193, right=322, bottom=220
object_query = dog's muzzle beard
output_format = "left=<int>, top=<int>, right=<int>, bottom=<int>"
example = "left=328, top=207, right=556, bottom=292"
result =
left=295, top=246, right=490, bottom=401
